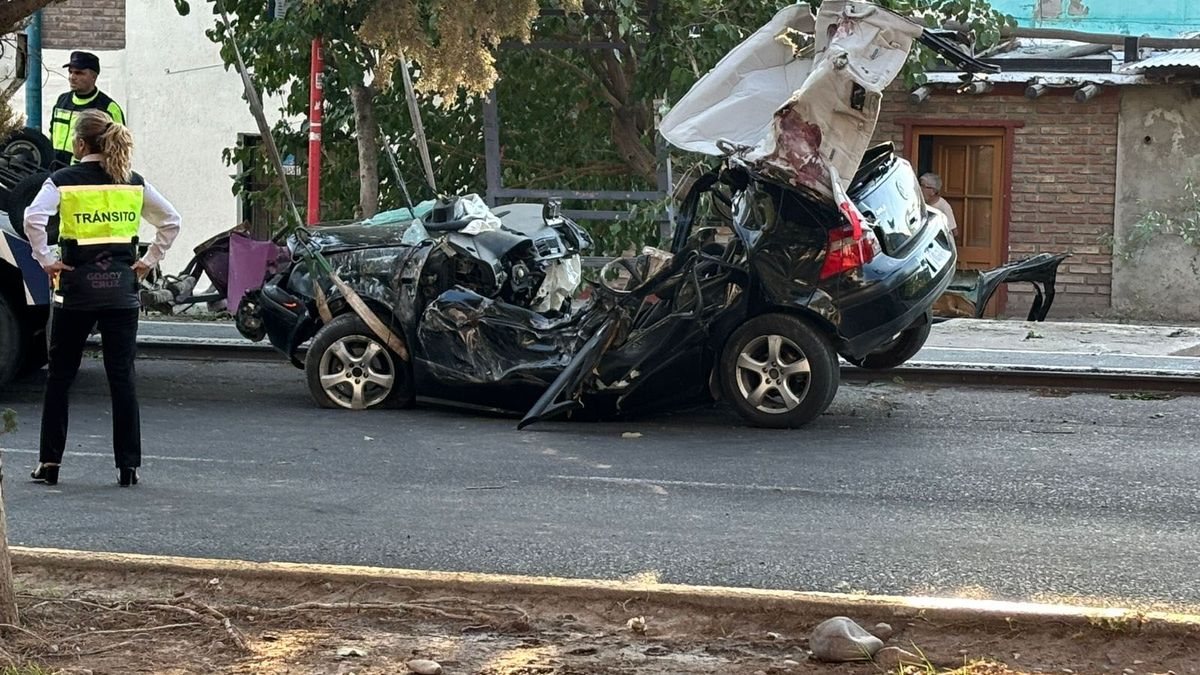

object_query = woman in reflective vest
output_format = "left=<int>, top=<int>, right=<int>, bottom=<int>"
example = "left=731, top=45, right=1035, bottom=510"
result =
left=24, top=109, right=181, bottom=488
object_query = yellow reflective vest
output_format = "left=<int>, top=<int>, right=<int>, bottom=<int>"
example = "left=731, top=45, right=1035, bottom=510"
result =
left=49, top=89, right=126, bottom=166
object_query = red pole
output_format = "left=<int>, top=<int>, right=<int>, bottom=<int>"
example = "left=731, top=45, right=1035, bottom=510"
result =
left=306, top=37, right=324, bottom=225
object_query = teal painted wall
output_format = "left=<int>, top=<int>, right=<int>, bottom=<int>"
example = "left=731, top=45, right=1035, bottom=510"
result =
left=989, top=0, right=1200, bottom=37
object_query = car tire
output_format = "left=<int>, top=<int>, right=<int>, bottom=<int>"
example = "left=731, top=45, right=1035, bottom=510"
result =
left=6, top=171, right=55, bottom=238
left=0, top=294, right=24, bottom=388
left=845, top=315, right=931, bottom=370
left=304, top=313, right=413, bottom=410
left=719, top=313, right=839, bottom=428
left=2, top=127, right=55, bottom=169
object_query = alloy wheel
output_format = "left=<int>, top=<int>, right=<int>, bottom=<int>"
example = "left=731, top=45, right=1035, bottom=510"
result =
left=317, top=335, right=396, bottom=410
left=734, top=334, right=812, bottom=414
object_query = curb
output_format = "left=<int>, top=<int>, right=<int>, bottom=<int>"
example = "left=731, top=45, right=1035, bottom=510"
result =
left=11, top=547, right=1200, bottom=636
left=106, top=337, right=1200, bottom=393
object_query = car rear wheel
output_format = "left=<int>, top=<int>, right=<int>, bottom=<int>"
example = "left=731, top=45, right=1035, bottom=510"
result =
left=719, top=313, right=839, bottom=428
left=845, top=315, right=931, bottom=370
left=305, top=313, right=413, bottom=410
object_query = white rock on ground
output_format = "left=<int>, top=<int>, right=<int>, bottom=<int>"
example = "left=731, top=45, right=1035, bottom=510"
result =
left=808, top=617, right=884, bottom=662
left=407, top=659, right=443, bottom=675
left=872, top=622, right=895, bottom=640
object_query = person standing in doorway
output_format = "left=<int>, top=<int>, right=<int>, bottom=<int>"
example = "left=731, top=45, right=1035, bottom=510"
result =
left=49, top=51, right=126, bottom=167
left=24, top=110, right=181, bottom=488
left=919, top=172, right=958, bottom=233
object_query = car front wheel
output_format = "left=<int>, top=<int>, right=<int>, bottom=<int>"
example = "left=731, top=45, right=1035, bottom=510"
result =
left=719, top=313, right=839, bottom=428
left=305, top=314, right=413, bottom=410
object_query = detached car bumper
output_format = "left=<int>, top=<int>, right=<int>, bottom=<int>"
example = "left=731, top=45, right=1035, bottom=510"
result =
left=244, top=279, right=314, bottom=365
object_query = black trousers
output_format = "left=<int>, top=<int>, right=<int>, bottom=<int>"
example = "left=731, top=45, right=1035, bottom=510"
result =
left=39, top=306, right=141, bottom=468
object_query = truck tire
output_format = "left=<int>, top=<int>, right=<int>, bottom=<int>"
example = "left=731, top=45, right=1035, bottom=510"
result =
left=6, top=171, right=55, bottom=239
left=719, top=313, right=839, bottom=428
left=0, top=294, right=24, bottom=388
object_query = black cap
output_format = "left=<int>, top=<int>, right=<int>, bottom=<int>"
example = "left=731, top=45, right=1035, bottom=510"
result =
left=63, top=51, right=100, bottom=73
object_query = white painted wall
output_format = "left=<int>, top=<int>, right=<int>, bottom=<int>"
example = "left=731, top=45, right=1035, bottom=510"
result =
left=7, top=0, right=288, bottom=275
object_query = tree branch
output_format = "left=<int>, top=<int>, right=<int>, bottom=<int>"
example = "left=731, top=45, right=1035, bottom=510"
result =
left=0, top=0, right=59, bottom=34
left=542, top=52, right=622, bottom=109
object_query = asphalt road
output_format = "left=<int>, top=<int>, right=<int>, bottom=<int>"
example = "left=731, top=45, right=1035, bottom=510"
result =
left=2, top=356, right=1199, bottom=607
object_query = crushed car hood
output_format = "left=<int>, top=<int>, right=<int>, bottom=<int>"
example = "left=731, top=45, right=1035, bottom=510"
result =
left=303, top=221, right=414, bottom=253
left=661, top=1, right=989, bottom=200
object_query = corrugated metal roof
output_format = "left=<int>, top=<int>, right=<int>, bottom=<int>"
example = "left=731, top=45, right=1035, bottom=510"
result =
left=1122, top=49, right=1200, bottom=72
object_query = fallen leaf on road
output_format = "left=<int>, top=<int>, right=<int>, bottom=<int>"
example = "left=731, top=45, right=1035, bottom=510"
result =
left=621, top=432, right=643, bottom=439
left=336, top=647, right=367, bottom=659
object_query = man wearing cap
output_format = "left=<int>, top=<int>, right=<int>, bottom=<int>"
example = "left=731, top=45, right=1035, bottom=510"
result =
left=49, top=51, right=126, bottom=166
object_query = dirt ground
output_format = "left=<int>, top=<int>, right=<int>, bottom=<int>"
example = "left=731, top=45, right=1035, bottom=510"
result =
left=2, top=565, right=1198, bottom=675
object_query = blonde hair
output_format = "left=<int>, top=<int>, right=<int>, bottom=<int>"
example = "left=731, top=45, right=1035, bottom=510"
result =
left=74, top=109, right=134, bottom=183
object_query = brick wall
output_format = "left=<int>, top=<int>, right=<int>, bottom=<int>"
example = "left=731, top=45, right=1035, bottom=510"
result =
left=43, top=0, right=126, bottom=51
left=874, top=84, right=1119, bottom=317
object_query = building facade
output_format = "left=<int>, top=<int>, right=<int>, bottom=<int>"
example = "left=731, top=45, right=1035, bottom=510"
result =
left=9, top=0, right=287, bottom=276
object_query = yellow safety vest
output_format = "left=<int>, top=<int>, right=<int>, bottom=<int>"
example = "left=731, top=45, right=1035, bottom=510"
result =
left=50, top=91, right=126, bottom=164
left=58, top=184, right=144, bottom=244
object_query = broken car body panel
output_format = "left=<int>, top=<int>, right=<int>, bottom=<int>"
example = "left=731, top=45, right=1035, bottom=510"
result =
left=934, top=252, right=1071, bottom=321
left=662, top=0, right=997, bottom=199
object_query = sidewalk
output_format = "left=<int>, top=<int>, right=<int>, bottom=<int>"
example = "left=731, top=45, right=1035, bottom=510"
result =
left=131, top=317, right=1200, bottom=377
left=916, top=319, right=1200, bottom=377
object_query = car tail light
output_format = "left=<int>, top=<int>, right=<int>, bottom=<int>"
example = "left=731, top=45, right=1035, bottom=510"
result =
left=820, top=199, right=879, bottom=280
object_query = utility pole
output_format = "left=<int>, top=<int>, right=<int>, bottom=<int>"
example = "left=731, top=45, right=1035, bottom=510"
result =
left=24, top=10, right=42, bottom=129
left=307, top=38, right=324, bottom=225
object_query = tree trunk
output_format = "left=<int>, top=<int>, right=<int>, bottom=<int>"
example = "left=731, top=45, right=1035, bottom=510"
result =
left=610, top=104, right=657, bottom=185
left=585, top=49, right=657, bottom=186
left=0, top=454, right=19, bottom=627
left=350, top=83, right=381, bottom=219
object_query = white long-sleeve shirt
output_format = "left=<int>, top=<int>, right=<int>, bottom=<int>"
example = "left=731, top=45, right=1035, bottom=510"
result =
left=929, top=196, right=958, bottom=232
left=23, top=154, right=182, bottom=268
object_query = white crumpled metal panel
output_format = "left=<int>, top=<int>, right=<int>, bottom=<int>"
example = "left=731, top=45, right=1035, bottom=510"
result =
left=662, top=1, right=923, bottom=200
left=659, top=4, right=816, bottom=155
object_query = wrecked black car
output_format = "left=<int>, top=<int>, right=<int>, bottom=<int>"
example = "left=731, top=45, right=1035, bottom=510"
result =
left=238, top=0, right=998, bottom=427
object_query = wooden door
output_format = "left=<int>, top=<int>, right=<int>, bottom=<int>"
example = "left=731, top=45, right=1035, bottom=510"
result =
left=929, top=134, right=1005, bottom=270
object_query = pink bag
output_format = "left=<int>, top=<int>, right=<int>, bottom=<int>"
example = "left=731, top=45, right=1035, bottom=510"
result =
left=227, top=232, right=286, bottom=313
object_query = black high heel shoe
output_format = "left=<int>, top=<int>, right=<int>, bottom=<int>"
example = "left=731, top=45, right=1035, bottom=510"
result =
left=118, top=468, right=139, bottom=487
left=31, top=464, right=60, bottom=485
